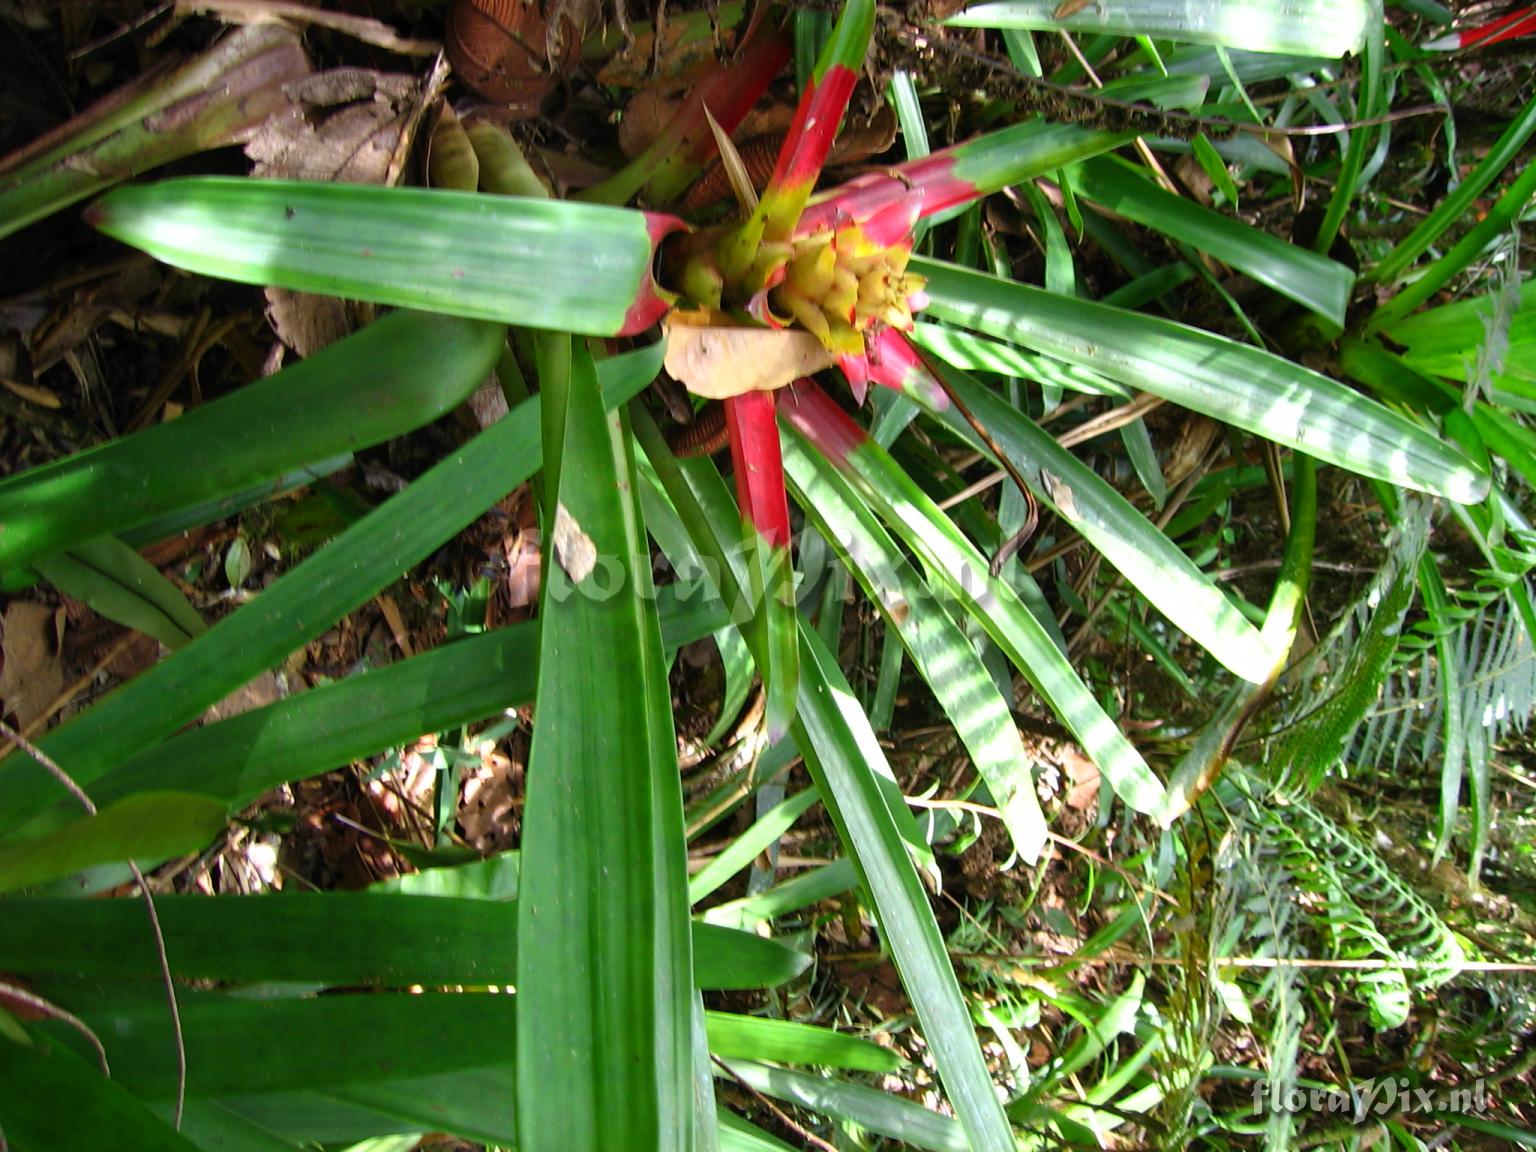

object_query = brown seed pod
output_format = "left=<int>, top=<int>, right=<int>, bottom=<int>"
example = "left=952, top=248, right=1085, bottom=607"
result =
left=445, top=0, right=580, bottom=111
left=683, top=133, right=783, bottom=212
left=666, top=401, right=731, bottom=458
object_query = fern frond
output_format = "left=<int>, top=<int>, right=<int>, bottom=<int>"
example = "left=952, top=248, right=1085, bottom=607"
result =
left=1265, top=506, right=1429, bottom=791
left=1223, top=772, right=1465, bottom=1031
left=1351, top=561, right=1536, bottom=878
left=1217, top=830, right=1304, bottom=1149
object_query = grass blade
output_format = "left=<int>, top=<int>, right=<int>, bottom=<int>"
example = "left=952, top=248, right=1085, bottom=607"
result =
left=1072, top=155, right=1354, bottom=325
left=687, top=788, right=821, bottom=904
left=1366, top=98, right=1536, bottom=288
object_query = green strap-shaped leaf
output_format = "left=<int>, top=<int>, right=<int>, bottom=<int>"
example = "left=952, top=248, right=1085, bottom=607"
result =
left=782, top=430, right=1049, bottom=862
left=701, top=859, right=859, bottom=932
left=916, top=258, right=1489, bottom=504
left=80, top=626, right=537, bottom=819
left=948, top=0, right=1371, bottom=56
left=794, top=625, right=1015, bottom=1152
left=33, top=537, right=206, bottom=650
left=515, top=343, right=693, bottom=1151
left=632, top=406, right=1019, bottom=1147
left=0, top=792, right=225, bottom=895
left=721, top=1060, right=967, bottom=1152
left=24, top=589, right=729, bottom=847
left=704, top=1012, right=900, bottom=1073
left=1380, top=278, right=1536, bottom=392
left=781, top=384, right=1166, bottom=816
left=687, top=788, right=821, bottom=905
left=0, top=343, right=664, bottom=842
left=912, top=322, right=1128, bottom=397
left=914, top=356, right=1277, bottom=684
left=45, top=993, right=513, bottom=1110
left=0, top=1036, right=202, bottom=1152
left=174, top=1102, right=305, bottom=1152
left=88, top=179, right=679, bottom=336
left=0, top=311, right=506, bottom=573
left=1367, top=98, right=1536, bottom=289
left=0, top=894, right=808, bottom=992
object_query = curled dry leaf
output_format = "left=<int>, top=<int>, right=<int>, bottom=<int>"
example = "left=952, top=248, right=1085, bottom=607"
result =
left=445, top=0, right=584, bottom=114
left=174, top=1, right=441, bottom=55
left=662, top=309, right=834, bottom=400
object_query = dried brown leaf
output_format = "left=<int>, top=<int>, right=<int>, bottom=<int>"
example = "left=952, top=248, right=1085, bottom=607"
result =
left=0, top=601, right=63, bottom=729
left=247, top=68, right=427, bottom=355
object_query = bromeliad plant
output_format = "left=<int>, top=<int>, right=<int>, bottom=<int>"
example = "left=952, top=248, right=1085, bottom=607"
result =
left=0, top=1, right=1509, bottom=1149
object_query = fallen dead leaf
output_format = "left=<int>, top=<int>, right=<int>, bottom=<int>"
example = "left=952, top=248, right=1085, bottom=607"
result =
left=248, top=66, right=432, bottom=355
left=203, top=669, right=286, bottom=724
left=467, top=379, right=509, bottom=429
left=175, top=0, right=440, bottom=55
left=0, top=601, right=63, bottom=729
left=504, top=528, right=541, bottom=611
left=459, top=732, right=524, bottom=853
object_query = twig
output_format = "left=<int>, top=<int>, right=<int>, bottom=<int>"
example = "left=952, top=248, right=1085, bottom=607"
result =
left=0, top=719, right=95, bottom=814
left=128, top=860, right=186, bottom=1128
left=0, top=981, right=111, bottom=1075
left=1053, top=392, right=1165, bottom=450
left=909, top=342, right=1039, bottom=576
left=0, top=718, right=187, bottom=1129
left=67, top=1, right=175, bottom=60
left=173, top=0, right=440, bottom=55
